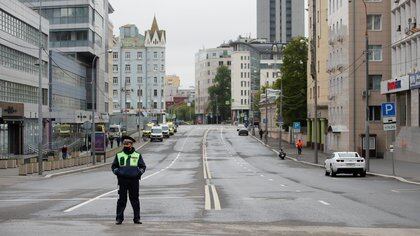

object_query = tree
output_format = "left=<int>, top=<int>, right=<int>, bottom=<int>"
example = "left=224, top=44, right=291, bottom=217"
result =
left=173, top=102, right=195, bottom=122
left=208, top=66, right=231, bottom=122
left=273, top=37, right=308, bottom=128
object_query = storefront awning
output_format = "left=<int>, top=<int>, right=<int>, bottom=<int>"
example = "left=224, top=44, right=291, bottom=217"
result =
left=327, top=125, right=349, bottom=133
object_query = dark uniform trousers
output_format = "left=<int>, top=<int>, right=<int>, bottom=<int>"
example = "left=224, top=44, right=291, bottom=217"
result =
left=116, top=178, right=140, bottom=221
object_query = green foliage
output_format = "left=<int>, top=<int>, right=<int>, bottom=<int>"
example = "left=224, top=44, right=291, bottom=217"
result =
left=208, top=66, right=231, bottom=121
left=173, top=102, right=195, bottom=121
left=273, top=36, right=308, bottom=128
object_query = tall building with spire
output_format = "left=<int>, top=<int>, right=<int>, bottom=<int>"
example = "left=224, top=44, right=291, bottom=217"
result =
left=112, top=17, right=166, bottom=115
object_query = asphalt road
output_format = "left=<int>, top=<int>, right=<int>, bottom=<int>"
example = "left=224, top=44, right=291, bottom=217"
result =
left=1, top=125, right=420, bottom=235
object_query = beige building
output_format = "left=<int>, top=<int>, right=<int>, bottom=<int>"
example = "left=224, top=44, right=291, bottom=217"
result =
left=326, top=0, right=391, bottom=158
left=307, top=0, right=329, bottom=150
left=195, top=46, right=232, bottom=124
left=164, top=75, right=180, bottom=102
left=107, top=21, right=116, bottom=115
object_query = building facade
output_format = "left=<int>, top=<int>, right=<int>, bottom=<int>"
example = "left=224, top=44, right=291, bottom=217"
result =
left=307, top=0, right=329, bottom=150
left=257, top=0, right=305, bottom=43
left=195, top=46, right=232, bottom=124
left=326, top=0, right=391, bottom=158
left=178, top=87, right=195, bottom=104
left=387, top=0, right=420, bottom=162
left=112, top=19, right=166, bottom=115
left=164, top=75, right=180, bottom=103
left=22, top=0, right=114, bottom=124
left=231, top=51, right=252, bottom=123
left=0, top=0, right=49, bottom=155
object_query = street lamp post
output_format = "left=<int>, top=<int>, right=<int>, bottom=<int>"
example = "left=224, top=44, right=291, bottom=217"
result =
left=37, top=0, right=43, bottom=175
left=272, top=44, right=282, bottom=151
left=91, top=50, right=112, bottom=165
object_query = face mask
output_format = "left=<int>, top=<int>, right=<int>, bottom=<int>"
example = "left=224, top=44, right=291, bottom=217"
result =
left=123, top=146, right=132, bottom=152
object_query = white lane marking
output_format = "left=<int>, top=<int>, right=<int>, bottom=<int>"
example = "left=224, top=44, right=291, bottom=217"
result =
left=318, top=200, right=331, bottom=206
left=64, top=189, right=117, bottom=212
left=204, top=185, right=211, bottom=210
left=268, top=179, right=274, bottom=181
left=203, top=164, right=208, bottom=179
left=206, top=162, right=212, bottom=179
left=211, top=185, right=221, bottom=210
left=1, top=196, right=204, bottom=202
left=280, top=184, right=286, bottom=187
left=64, top=129, right=193, bottom=213
left=391, top=188, right=420, bottom=193
left=260, top=174, right=264, bottom=177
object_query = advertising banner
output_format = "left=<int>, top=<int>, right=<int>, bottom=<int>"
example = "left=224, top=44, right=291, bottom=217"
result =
left=95, top=132, right=106, bottom=154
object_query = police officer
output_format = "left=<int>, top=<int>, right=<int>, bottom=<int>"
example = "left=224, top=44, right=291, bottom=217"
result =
left=111, top=136, right=146, bottom=225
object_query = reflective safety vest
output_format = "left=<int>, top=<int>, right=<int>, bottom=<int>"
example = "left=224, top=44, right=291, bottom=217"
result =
left=117, top=151, right=140, bottom=167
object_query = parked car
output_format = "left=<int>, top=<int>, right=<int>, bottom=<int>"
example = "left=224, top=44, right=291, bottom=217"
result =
left=142, top=122, right=154, bottom=137
left=161, top=124, right=170, bottom=138
left=324, top=152, right=366, bottom=177
left=237, top=124, right=249, bottom=136
left=150, top=126, right=163, bottom=142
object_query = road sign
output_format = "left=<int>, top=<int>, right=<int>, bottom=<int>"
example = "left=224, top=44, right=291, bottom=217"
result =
left=383, top=123, right=397, bottom=131
left=381, top=102, right=396, bottom=117
left=293, top=122, right=301, bottom=132
left=383, top=117, right=396, bottom=123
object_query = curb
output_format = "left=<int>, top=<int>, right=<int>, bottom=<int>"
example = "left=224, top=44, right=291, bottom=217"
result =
left=250, top=134, right=420, bottom=186
left=44, top=141, right=149, bottom=178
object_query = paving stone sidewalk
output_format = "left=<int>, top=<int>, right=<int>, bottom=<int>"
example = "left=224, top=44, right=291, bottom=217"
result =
left=254, top=135, right=420, bottom=183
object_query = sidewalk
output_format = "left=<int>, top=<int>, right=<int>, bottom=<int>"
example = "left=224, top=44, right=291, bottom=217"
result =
left=255, top=135, right=420, bottom=183
left=0, top=131, right=147, bottom=179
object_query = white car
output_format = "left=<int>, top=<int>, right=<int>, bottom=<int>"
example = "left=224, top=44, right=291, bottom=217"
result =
left=150, top=126, right=163, bottom=142
left=324, top=152, right=366, bottom=177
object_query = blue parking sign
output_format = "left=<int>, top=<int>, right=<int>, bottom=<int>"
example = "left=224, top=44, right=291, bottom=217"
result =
left=293, top=122, right=301, bottom=132
left=381, top=103, right=396, bottom=117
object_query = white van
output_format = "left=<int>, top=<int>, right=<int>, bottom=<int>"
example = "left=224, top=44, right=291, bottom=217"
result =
left=109, top=124, right=122, bottom=139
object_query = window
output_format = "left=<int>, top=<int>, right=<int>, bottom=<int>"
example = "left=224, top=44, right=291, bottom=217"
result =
left=154, top=52, right=158, bottom=58
left=104, top=82, right=109, bottom=92
left=153, top=64, right=158, bottom=71
left=113, top=77, right=118, bottom=84
left=368, top=45, right=382, bottom=61
left=137, top=77, right=142, bottom=84
left=113, top=65, right=118, bottom=72
left=153, top=77, right=158, bottom=83
left=241, top=90, right=243, bottom=96
left=125, top=64, right=131, bottom=72
left=161, top=64, right=164, bottom=71
left=241, top=99, right=243, bottom=105
left=153, top=102, right=157, bottom=109
left=113, top=90, right=118, bottom=96
left=140, top=89, right=143, bottom=96
left=219, top=61, right=223, bottom=66
left=125, top=77, right=131, bottom=84
left=368, top=106, right=381, bottom=121
left=137, top=64, right=142, bottom=72
left=125, top=52, right=130, bottom=59
left=161, top=89, right=164, bottom=96
left=113, top=52, right=118, bottom=59
left=367, top=15, right=381, bottom=31
left=368, top=75, right=382, bottom=91
left=137, top=52, right=142, bottom=59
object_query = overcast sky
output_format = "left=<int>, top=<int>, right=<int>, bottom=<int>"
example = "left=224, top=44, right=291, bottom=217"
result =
left=109, top=0, right=307, bottom=89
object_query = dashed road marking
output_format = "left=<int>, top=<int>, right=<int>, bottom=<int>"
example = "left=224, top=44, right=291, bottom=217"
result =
left=318, top=200, right=331, bottom=206
left=204, top=185, right=211, bottom=210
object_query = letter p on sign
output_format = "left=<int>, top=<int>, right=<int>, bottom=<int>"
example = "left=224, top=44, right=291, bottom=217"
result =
left=381, top=103, right=396, bottom=117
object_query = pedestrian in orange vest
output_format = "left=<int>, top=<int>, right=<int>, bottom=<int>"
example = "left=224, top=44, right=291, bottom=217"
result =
left=295, top=139, right=303, bottom=155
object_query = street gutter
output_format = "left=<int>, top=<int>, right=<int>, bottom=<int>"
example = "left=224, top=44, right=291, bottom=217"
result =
left=44, top=141, right=149, bottom=178
left=250, top=134, right=420, bottom=186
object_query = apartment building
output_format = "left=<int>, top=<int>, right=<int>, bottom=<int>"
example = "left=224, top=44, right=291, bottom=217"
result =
left=112, top=19, right=166, bottom=115
left=257, top=0, right=305, bottom=43
left=327, top=0, right=391, bottom=158
left=307, top=0, right=329, bottom=150
left=195, top=46, right=232, bottom=124
left=164, top=75, right=180, bottom=103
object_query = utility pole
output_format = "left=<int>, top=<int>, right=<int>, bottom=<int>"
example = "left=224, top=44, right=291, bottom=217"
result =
left=265, top=81, right=268, bottom=144
left=37, top=0, right=43, bottom=175
left=363, top=0, right=370, bottom=171
left=91, top=56, right=97, bottom=165
left=311, top=0, right=319, bottom=164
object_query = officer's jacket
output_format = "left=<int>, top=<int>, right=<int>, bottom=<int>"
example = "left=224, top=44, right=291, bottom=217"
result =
left=111, top=148, right=146, bottom=180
